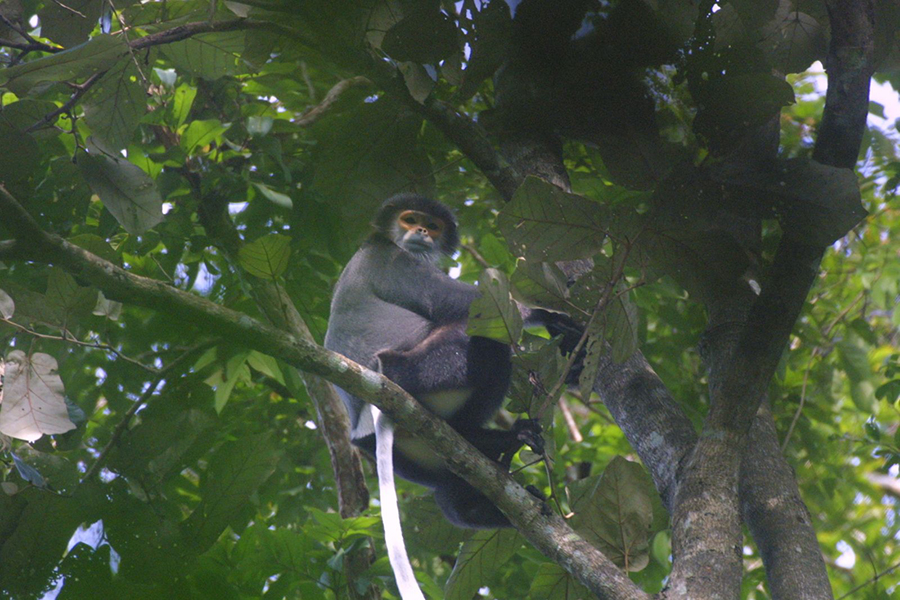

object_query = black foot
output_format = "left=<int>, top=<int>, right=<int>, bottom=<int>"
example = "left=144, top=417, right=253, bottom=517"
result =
left=512, top=419, right=545, bottom=455
left=525, top=485, right=552, bottom=516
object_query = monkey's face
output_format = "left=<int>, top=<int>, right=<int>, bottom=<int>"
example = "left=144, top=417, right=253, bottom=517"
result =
left=393, top=210, right=446, bottom=259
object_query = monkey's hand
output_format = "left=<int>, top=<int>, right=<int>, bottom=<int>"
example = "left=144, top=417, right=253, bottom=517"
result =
left=512, top=419, right=545, bottom=456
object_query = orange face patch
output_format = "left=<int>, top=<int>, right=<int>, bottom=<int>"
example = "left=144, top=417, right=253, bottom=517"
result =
left=397, top=210, right=445, bottom=240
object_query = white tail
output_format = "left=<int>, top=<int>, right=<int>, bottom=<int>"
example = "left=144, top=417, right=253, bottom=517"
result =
left=373, top=407, right=426, bottom=600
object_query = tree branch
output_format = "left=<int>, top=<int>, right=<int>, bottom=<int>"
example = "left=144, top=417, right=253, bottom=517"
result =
left=0, top=187, right=646, bottom=600
left=666, top=1, right=875, bottom=595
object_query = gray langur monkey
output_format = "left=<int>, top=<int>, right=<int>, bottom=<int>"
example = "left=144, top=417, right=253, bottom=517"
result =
left=324, top=194, right=544, bottom=599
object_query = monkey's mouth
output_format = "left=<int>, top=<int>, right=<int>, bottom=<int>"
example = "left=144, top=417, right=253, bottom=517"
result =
left=404, top=237, right=434, bottom=252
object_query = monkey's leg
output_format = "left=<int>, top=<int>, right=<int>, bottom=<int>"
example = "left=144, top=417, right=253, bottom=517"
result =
left=376, top=325, right=470, bottom=394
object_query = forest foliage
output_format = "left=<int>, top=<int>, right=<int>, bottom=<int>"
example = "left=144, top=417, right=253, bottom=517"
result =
left=0, top=1, right=898, bottom=599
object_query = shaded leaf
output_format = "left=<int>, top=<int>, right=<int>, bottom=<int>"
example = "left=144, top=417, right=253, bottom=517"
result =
left=445, top=529, right=522, bottom=600
left=467, top=268, right=523, bottom=344
left=68, top=233, right=121, bottom=265
left=312, top=99, right=434, bottom=226
left=498, top=177, right=606, bottom=262
left=529, top=562, right=592, bottom=600
left=38, top=0, right=101, bottom=47
left=181, top=431, right=282, bottom=553
left=382, top=8, right=458, bottom=64
left=46, top=268, right=97, bottom=320
left=0, top=35, right=128, bottom=95
left=511, top=259, right=570, bottom=311
left=239, top=234, right=291, bottom=280
left=77, top=150, right=164, bottom=235
left=83, top=59, right=146, bottom=151
left=569, top=457, right=654, bottom=571
left=0, top=351, right=76, bottom=442
left=758, top=12, right=826, bottom=74
left=161, top=31, right=246, bottom=80
left=713, top=158, right=866, bottom=246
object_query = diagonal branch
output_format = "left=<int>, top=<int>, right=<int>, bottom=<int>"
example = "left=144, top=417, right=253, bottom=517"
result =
left=666, top=1, right=875, bottom=596
left=0, top=186, right=647, bottom=600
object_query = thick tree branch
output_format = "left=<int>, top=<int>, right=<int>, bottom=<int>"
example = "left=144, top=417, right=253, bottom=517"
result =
left=0, top=187, right=647, bottom=600
left=667, top=1, right=874, bottom=596
left=128, top=19, right=300, bottom=51
left=363, top=58, right=522, bottom=200
left=813, top=0, right=876, bottom=169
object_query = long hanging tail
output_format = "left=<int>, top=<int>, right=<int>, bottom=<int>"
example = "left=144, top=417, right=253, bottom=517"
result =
left=373, top=407, right=426, bottom=600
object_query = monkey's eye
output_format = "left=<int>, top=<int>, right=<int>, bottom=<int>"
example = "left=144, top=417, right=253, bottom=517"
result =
left=427, top=222, right=440, bottom=231
left=401, top=216, right=417, bottom=225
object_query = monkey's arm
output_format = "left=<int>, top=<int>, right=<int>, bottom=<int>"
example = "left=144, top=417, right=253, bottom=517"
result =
left=363, top=240, right=481, bottom=323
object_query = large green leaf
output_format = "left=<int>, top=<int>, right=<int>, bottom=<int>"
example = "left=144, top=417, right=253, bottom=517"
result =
left=181, top=432, right=282, bottom=553
left=445, top=529, right=522, bottom=600
left=239, top=234, right=292, bottom=280
left=0, top=35, right=128, bottom=95
left=498, top=177, right=607, bottom=262
left=569, top=457, right=654, bottom=571
left=76, top=150, right=164, bottom=235
left=160, top=31, right=247, bottom=80
left=466, top=268, right=523, bottom=344
left=83, top=59, right=146, bottom=151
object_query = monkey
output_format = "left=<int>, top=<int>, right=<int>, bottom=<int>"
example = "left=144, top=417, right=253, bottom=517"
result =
left=324, top=193, right=544, bottom=599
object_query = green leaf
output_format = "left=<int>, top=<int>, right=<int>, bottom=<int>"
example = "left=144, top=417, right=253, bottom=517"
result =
left=498, top=176, right=607, bottom=262
left=511, top=259, right=570, bottom=311
left=67, top=233, right=121, bottom=265
left=0, top=122, right=39, bottom=185
left=77, top=150, right=164, bottom=235
left=214, top=352, right=251, bottom=413
left=0, top=35, right=128, bottom=95
left=312, top=99, right=434, bottom=226
left=171, top=84, right=198, bottom=128
left=38, top=0, right=102, bottom=48
left=528, top=562, right=592, bottom=600
left=381, top=8, right=458, bottom=64
left=569, top=457, right=654, bottom=571
left=161, top=31, right=246, bottom=80
left=83, top=59, right=146, bottom=151
left=607, top=291, right=639, bottom=363
left=46, top=268, right=97, bottom=319
left=181, top=119, right=229, bottom=155
left=253, top=182, right=293, bottom=208
left=445, top=529, right=522, bottom=600
left=181, top=432, right=282, bottom=553
left=466, top=268, right=523, bottom=344
left=711, top=158, right=866, bottom=246
left=238, top=234, right=291, bottom=280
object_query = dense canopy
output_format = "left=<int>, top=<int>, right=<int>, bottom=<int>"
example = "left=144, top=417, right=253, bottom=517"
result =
left=0, top=1, right=898, bottom=599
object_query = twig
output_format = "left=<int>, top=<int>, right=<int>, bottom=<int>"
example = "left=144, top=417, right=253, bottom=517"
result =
left=836, top=559, right=900, bottom=600
left=558, top=397, right=583, bottom=443
left=51, top=0, right=87, bottom=18
left=0, top=318, right=155, bottom=371
left=0, top=37, right=62, bottom=53
left=80, top=345, right=205, bottom=482
left=460, top=242, right=490, bottom=269
left=295, top=76, right=372, bottom=127
left=26, top=71, right=105, bottom=133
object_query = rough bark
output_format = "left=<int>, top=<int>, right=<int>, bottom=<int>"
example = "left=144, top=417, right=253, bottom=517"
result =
left=703, top=295, right=835, bottom=600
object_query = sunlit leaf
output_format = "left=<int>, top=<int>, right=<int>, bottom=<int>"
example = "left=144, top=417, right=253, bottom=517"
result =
left=0, top=351, right=76, bottom=442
